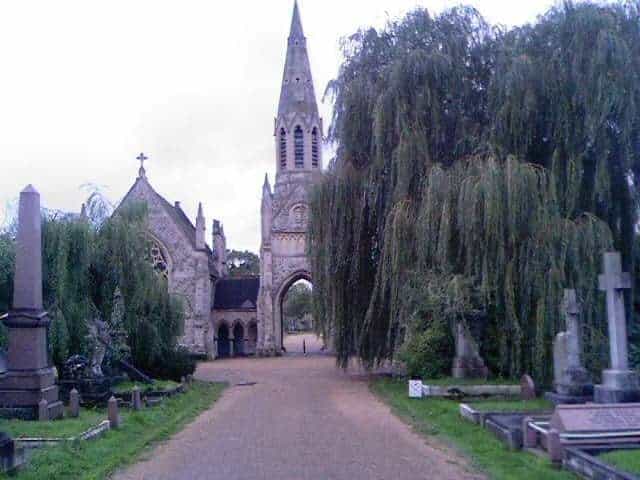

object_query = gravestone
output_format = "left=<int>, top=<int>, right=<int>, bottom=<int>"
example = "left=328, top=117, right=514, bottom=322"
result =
left=0, top=186, right=63, bottom=420
left=544, top=403, right=640, bottom=463
left=108, top=396, right=120, bottom=428
left=594, top=252, right=640, bottom=403
left=545, top=290, right=593, bottom=404
left=520, top=374, right=536, bottom=400
left=69, top=389, right=80, bottom=418
left=132, top=386, right=142, bottom=411
left=452, top=321, right=488, bottom=379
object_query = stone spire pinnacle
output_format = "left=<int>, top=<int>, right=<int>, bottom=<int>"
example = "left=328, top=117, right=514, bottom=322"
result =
left=277, top=1, right=318, bottom=120
left=263, top=173, right=271, bottom=194
left=195, top=202, right=205, bottom=250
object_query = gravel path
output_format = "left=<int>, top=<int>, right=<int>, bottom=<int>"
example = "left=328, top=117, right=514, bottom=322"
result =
left=113, top=334, right=483, bottom=480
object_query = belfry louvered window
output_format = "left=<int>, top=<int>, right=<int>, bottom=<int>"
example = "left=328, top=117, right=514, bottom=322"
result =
left=294, top=126, right=304, bottom=168
left=311, top=127, right=319, bottom=167
left=279, top=128, right=287, bottom=169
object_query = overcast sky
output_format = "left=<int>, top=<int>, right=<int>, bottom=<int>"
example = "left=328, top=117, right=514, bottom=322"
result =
left=0, top=0, right=557, bottom=252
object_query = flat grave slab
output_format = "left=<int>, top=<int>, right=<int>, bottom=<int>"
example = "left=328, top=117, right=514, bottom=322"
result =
left=551, top=403, right=640, bottom=440
left=564, top=446, right=640, bottom=480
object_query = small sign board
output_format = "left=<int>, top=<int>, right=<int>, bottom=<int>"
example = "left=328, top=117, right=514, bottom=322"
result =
left=551, top=403, right=640, bottom=434
left=409, top=380, right=423, bottom=399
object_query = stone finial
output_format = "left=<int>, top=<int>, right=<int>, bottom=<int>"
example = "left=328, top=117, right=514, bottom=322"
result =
left=69, top=388, right=80, bottom=418
left=38, top=399, right=48, bottom=422
left=13, top=185, right=43, bottom=310
left=108, top=396, right=120, bottom=428
left=80, top=203, right=88, bottom=221
left=195, top=202, right=206, bottom=250
left=132, top=386, right=142, bottom=411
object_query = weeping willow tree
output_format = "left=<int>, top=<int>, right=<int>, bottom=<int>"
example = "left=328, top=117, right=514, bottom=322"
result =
left=0, top=197, right=188, bottom=379
left=309, top=2, right=640, bottom=382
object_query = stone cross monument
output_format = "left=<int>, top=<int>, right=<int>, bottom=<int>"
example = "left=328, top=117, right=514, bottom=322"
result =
left=0, top=186, right=63, bottom=419
left=545, top=289, right=593, bottom=404
left=594, top=252, right=640, bottom=403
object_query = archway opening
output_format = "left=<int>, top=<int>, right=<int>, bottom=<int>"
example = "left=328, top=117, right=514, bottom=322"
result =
left=233, top=323, right=245, bottom=357
left=217, top=324, right=230, bottom=359
left=280, top=278, right=321, bottom=354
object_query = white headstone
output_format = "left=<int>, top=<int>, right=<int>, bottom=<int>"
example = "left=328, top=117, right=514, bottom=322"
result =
left=409, top=380, right=423, bottom=399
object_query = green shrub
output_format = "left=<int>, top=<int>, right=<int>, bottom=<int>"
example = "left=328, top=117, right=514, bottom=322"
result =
left=400, top=317, right=453, bottom=379
left=145, top=346, right=197, bottom=382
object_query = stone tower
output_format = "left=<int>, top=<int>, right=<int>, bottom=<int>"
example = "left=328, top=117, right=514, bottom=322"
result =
left=257, top=1, right=322, bottom=355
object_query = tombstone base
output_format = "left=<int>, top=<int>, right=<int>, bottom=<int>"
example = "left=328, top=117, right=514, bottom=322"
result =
left=0, top=368, right=63, bottom=420
left=544, top=391, right=593, bottom=405
left=594, top=369, right=640, bottom=404
left=452, top=356, right=488, bottom=380
left=0, top=401, right=63, bottom=421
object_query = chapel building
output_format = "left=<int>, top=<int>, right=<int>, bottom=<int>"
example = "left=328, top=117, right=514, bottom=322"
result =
left=118, top=1, right=320, bottom=358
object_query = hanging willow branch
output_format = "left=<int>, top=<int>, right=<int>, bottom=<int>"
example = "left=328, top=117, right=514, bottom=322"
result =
left=309, top=2, right=639, bottom=382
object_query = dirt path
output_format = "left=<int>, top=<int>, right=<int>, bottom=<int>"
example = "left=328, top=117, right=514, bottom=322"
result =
left=113, top=334, right=483, bottom=480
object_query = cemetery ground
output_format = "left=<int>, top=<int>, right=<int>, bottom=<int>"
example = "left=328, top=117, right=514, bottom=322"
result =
left=371, top=378, right=572, bottom=480
left=0, top=381, right=225, bottom=479
left=113, top=333, right=483, bottom=480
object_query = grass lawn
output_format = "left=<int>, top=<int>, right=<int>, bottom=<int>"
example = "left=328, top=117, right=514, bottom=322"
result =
left=0, top=408, right=106, bottom=439
left=423, top=377, right=519, bottom=386
left=112, top=379, right=179, bottom=394
left=465, top=397, right=553, bottom=412
left=599, top=449, right=640, bottom=475
left=372, top=378, right=572, bottom=480
left=1, top=381, right=225, bottom=480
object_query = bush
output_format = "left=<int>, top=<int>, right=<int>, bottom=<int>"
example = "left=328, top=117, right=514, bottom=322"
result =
left=144, top=346, right=197, bottom=382
left=400, top=317, right=454, bottom=379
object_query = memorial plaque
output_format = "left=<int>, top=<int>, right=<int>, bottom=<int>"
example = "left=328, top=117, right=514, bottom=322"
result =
left=551, top=403, right=640, bottom=433
left=408, top=380, right=423, bottom=398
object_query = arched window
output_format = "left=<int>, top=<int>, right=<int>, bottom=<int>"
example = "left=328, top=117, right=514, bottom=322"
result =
left=311, top=127, right=319, bottom=168
left=294, top=125, right=304, bottom=168
left=149, top=241, right=168, bottom=279
left=279, top=128, right=287, bottom=169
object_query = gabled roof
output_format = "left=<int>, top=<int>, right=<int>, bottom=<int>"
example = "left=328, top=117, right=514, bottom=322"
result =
left=117, top=175, right=217, bottom=275
left=213, top=276, right=260, bottom=311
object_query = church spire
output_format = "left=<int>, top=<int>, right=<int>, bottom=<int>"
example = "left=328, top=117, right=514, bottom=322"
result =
left=277, top=1, right=319, bottom=120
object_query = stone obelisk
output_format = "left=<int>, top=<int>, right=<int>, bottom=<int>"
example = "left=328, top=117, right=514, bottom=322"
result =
left=0, top=185, right=63, bottom=419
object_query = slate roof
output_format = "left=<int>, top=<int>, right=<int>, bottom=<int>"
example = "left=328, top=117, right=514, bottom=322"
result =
left=213, top=276, right=260, bottom=311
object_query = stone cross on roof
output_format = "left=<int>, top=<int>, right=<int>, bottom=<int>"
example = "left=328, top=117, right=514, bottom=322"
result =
left=598, top=252, right=632, bottom=370
left=136, top=152, right=148, bottom=179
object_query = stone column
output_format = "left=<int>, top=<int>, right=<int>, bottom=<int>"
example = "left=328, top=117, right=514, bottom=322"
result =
left=594, top=252, right=640, bottom=403
left=0, top=186, right=63, bottom=419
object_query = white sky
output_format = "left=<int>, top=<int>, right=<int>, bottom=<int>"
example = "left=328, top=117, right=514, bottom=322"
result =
left=0, top=0, right=557, bottom=252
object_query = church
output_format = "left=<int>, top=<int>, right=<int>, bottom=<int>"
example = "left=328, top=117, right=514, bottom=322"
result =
left=118, top=1, right=321, bottom=359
